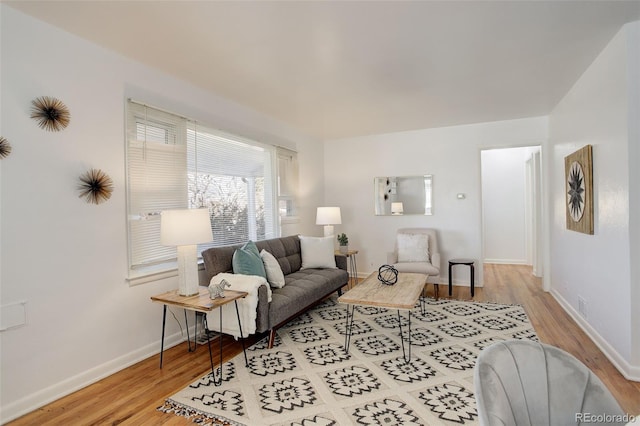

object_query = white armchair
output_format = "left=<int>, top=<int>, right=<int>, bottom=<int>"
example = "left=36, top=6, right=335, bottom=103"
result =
left=387, top=228, right=441, bottom=298
left=475, top=340, right=624, bottom=426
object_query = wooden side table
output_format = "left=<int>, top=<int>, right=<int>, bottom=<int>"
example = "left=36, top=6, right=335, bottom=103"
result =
left=448, top=259, right=475, bottom=297
left=335, top=249, right=359, bottom=289
left=151, top=287, right=248, bottom=385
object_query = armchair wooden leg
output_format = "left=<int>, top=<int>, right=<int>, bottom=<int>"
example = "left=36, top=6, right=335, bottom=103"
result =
left=434, top=283, right=439, bottom=300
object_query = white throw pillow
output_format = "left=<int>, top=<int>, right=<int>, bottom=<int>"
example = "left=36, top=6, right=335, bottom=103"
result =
left=299, top=235, right=337, bottom=269
left=260, top=249, right=286, bottom=289
left=397, top=233, right=430, bottom=263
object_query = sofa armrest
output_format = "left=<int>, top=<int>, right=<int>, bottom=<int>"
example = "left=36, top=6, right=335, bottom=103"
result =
left=255, top=284, right=270, bottom=333
left=335, top=255, right=347, bottom=271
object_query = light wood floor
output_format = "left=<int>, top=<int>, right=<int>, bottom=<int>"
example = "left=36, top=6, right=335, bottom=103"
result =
left=9, top=264, right=640, bottom=425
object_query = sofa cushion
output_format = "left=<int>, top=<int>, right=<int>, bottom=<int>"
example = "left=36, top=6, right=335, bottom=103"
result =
left=268, top=268, right=348, bottom=328
left=232, top=241, right=266, bottom=278
left=260, top=249, right=286, bottom=288
left=299, top=235, right=337, bottom=269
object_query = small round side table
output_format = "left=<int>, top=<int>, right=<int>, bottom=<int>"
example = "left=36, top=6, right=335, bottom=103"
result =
left=448, top=258, right=475, bottom=297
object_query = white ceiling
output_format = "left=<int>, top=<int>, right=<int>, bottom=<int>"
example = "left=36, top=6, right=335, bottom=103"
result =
left=6, top=1, right=640, bottom=140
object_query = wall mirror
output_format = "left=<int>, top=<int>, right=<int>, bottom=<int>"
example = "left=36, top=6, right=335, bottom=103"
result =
left=374, top=175, right=433, bottom=215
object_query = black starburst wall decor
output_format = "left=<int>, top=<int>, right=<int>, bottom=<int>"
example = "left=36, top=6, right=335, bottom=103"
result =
left=0, top=136, right=12, bottom=159
left=78, top=168, right=114, bottom=205
left=30, top=96, right=71, bottom=131
left=564, top=145, right=593, bottom=235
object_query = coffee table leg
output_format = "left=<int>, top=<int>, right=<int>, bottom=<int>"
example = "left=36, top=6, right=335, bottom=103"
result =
left=397, top=310, right=411, bottom=363
left=343, top=304, right=355, bottom=353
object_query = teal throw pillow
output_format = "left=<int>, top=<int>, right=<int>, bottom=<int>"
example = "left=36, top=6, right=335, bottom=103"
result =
left=232, top=241, right=266, bottom=278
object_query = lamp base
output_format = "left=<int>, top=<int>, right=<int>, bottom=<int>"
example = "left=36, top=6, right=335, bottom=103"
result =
left=323, top=225, right=335, bottom=237
left=176, top=244, right=199, bottom=296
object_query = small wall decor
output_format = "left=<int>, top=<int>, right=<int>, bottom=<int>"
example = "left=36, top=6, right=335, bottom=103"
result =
left=565, top=144, right=593, bottom=234
left=78, top=168, right=114, bottom=205
left=30, top=96, right=71, bottom=131
left=0, top=136, right=12, bottom=159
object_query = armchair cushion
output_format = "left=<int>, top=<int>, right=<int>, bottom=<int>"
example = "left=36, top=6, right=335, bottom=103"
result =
left=397, top=233, right=430, bottom=262
left=393, top=261, right=440, bottom=276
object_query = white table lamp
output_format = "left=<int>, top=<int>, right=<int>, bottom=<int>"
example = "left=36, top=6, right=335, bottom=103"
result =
left=316, top=207, right=342, bottom=237
left=391, top=202, right=404, bottom=215
left=161, top=209, right=213, bottom=296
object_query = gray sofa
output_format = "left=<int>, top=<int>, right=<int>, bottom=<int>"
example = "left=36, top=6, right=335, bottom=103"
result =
left=201, top=235, right=349, bottom=347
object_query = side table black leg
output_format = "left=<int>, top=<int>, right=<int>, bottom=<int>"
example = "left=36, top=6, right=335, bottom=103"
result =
left=184, top=310, right=195, bottom=352
left=234, top=300, right=248, bottom=367
left=471, top=264, right=475, bottom=297
left=160, top=305, right=167, bottom=368
left=448, top=262, right=453, bottom=296
left=350, top=255, right=358, bottom=289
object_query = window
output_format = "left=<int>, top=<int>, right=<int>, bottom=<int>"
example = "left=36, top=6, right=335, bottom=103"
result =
left=126, top=100, right=278, bottom=275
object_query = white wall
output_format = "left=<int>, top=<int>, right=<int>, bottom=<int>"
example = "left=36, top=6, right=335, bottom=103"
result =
left=0, top=5, right=323, bottom=421
left=548, top=21, right=639, bottom=379
left=626, top=21, right=640, bottom=368
left=324, top=117, right=548, bottom=287
left=481, top=146, right=537, bottom=264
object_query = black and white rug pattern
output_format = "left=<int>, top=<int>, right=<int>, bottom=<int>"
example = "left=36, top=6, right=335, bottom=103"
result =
left=159, top=296, right=538, bottom=425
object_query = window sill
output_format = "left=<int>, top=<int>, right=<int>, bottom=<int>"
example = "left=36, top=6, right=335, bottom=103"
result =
left=127, top=261, right=205, bottom=287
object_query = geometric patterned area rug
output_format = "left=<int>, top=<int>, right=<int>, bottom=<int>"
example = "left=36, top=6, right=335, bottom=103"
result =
left=158, top=296, right=538, bottom=425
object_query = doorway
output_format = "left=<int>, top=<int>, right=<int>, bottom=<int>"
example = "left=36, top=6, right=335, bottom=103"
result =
left=481, top=146, right=542, bottom=277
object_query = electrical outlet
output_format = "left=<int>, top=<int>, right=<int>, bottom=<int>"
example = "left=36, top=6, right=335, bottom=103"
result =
left=578, top=296, right=587, bottom=319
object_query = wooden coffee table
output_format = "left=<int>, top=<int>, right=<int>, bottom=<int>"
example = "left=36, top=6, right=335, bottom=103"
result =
left=338, top=271, right=427, bottom=362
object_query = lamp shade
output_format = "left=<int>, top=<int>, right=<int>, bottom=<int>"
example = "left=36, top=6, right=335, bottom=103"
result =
left=160, top=209, right=212, bottom=246
left=316, top=207, right=342, bottom=225
left=391, top=202, right=404, bottom=215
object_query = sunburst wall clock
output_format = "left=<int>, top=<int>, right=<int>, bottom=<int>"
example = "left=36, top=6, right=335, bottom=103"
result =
left=565, top=145, right=593, bottom=234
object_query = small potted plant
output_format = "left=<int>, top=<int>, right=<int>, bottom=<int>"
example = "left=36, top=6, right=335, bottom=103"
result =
left=337, top=233, right=349, bottom=254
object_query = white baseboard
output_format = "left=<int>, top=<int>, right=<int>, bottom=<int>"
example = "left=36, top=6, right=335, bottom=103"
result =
left=550, top=288, right=640, bottom=382
left=483, top=259, right=528, bottom=265
left=0, top=330, right=189, bottom=423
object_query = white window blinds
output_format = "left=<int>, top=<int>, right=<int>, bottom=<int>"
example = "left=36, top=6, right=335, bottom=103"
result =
left=187, top=123, right=276, bottom=250
left=126, top=100, right=278, bottom=272
left=126, top=102, right=188, bottom=268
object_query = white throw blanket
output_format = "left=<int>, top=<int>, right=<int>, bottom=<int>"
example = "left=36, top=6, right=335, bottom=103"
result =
left=205, top=273, right=272, bottom=339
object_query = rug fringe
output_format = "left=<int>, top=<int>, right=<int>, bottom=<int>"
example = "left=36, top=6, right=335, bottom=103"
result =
left=157, top=398, right=246, bottom=426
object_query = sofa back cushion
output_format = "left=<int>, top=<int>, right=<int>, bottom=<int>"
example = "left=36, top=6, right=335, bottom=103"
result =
left=255, top=235, right=301, bottom=276
left=202, top=235, right=302, bottom=282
